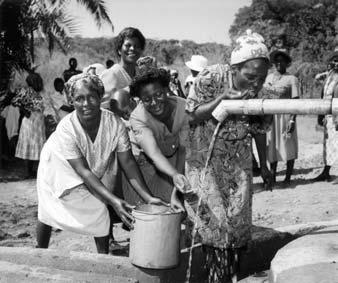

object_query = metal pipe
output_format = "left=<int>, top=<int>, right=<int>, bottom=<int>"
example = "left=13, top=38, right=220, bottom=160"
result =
left=212, top=99, right=338, bottom=122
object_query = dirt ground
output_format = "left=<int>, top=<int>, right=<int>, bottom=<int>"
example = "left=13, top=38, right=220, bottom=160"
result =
left=0, top=116, right=337, bottom=254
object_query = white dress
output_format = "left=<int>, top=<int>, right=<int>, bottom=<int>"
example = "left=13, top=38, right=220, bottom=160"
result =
left=99, top=64, right=132, bottom=109
left=37, top=109, right=130, bottom=237
left=264, top=72, right=299, bottom=163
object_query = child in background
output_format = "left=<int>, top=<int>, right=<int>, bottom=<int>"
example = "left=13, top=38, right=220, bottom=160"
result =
left=111, top=89, right=140, bottom=157
left=52, top=78, right=74, bottom=120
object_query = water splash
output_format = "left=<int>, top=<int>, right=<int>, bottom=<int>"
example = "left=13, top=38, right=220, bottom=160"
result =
left=185, top=122, right=222, bottom=283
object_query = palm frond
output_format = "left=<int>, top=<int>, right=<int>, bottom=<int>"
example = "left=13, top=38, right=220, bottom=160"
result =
left=0, top=0, right=113, bottom=91
left=30, top=1, right=81, bottom=55
left=75, top=0, right=112, bottom=29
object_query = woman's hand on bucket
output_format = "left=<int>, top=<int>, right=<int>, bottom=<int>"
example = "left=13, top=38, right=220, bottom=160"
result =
left=172, top=174, right=191, bottom=193
left=146, top=196, right=170, bottom=207
left=170, top=189, right=185, bottom=213
left=111, top=198, right=135, bottom=229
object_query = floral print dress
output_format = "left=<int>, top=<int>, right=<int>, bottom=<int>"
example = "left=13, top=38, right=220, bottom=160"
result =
left=12, top=87, right=45, bottom=160
left=185, top=64, right=270, bottom=281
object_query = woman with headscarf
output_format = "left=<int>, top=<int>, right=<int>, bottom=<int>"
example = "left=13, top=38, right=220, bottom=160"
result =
left=121, top=68, right=190, bottom=211
left=184, top=30, right=273, bottom=282
left=36, top=70, right=166, bottom=254
left=12, top=72, right=45, bottom=178
left=264, top=49, right=299, bottom=185
left=100, top=27, right=146, bottom=109
left=136, top=56, right=157, bottom=71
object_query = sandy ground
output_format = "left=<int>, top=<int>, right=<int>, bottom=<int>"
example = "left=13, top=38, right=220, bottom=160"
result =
left=0, top=116, right=337, bottom=254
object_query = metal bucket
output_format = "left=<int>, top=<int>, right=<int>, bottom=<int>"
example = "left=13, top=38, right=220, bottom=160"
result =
left=130, top=204, right=182, bottom=269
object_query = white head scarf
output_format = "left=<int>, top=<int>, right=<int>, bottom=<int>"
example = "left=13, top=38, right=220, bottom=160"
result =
left=230, top=29, right=269, bottom=66
left=83, top=63, right=106, bottom=76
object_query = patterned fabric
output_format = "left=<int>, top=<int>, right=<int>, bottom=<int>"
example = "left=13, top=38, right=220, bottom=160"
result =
left=37, top=109, right=130, bottom=236
left=12, top=87, right=44, bottom=112
left=204, top=246, right=245, bottom=283
left=230, top=29, right=269, bottom=65
left=323, top=71, right=338, bottom=166
left=185, top=64, right=270, bottom=249
left=83, top=63, right=106, bottom=76
left=64, top=72, right=104, bottom=101
left=15, top=112, right=45, bottom=160
left=264, top=72, right=299, bottom=162
left=136, top=56, right=157, bottom=70
left=99, top=64, right=133, bottom=109
left=122, top=96, right=189, bottom=204
left=205, top=246, right=230, bottom=283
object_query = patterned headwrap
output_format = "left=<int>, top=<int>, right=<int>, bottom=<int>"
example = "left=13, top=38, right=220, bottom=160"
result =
left=64, top=67, right=105, bottom=102
left=136, top=56, right=157, bottom=71
left=82, top=63, right=106, bottom=76
left=230, top=29, right=269, bottom=66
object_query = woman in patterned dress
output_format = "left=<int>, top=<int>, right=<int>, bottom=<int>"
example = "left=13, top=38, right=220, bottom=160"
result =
left=185, top=30, right=273, bottom=282
left=264, top=49, right=299, bottom=185
left=12, top=72, right=45, bottom=178
left=36, top=71, right=166, bottom=254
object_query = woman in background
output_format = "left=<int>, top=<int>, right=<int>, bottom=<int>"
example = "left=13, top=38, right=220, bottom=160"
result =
left=12, top=72, right=45, bottom=178
left=100, top=27, right=146, bottom=109
left=264, top=49, right=299, bottom=185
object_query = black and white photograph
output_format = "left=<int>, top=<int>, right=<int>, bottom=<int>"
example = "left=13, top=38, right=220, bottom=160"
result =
left=0, top=0, right=338, bottom=282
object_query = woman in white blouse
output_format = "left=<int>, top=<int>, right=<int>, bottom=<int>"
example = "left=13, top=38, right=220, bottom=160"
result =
left=36, top=70, right=165, bottom=254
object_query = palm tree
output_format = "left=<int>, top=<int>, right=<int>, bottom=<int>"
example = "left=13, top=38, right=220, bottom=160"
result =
left=0, top=0, right=112, bottom=93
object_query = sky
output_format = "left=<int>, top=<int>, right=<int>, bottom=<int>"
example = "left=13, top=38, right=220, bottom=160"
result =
left=67, top=0, right=252, bottom=45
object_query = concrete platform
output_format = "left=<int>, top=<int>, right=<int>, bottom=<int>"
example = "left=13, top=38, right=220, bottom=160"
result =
left=270, top=226, right=338, bottom=283
left=1, top=221, right=337, bottom=282
left=0, top=246, right=207, bottom=283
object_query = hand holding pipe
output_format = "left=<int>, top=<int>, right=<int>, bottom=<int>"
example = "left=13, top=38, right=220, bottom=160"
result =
left=212, top=99, right=338, bottom=122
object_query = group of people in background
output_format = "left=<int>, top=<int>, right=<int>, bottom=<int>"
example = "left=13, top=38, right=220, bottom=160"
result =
left=1, top=26, right=337, bottom=283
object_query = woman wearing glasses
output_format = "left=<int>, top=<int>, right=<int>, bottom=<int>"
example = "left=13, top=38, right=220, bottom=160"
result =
left=122, top=68, right=190, bottom=212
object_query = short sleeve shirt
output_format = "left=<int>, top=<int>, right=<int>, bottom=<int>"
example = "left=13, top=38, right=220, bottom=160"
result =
left=130, top=96, right=190, bottom=157
left=40, top=109, right=130, bottom=197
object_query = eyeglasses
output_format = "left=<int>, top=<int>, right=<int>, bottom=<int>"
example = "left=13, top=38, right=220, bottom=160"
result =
left=141, top=91, right=166, bottom=105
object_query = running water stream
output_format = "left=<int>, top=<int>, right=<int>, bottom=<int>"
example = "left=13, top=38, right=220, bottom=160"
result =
left=185, top=122, right=221, bottom=283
